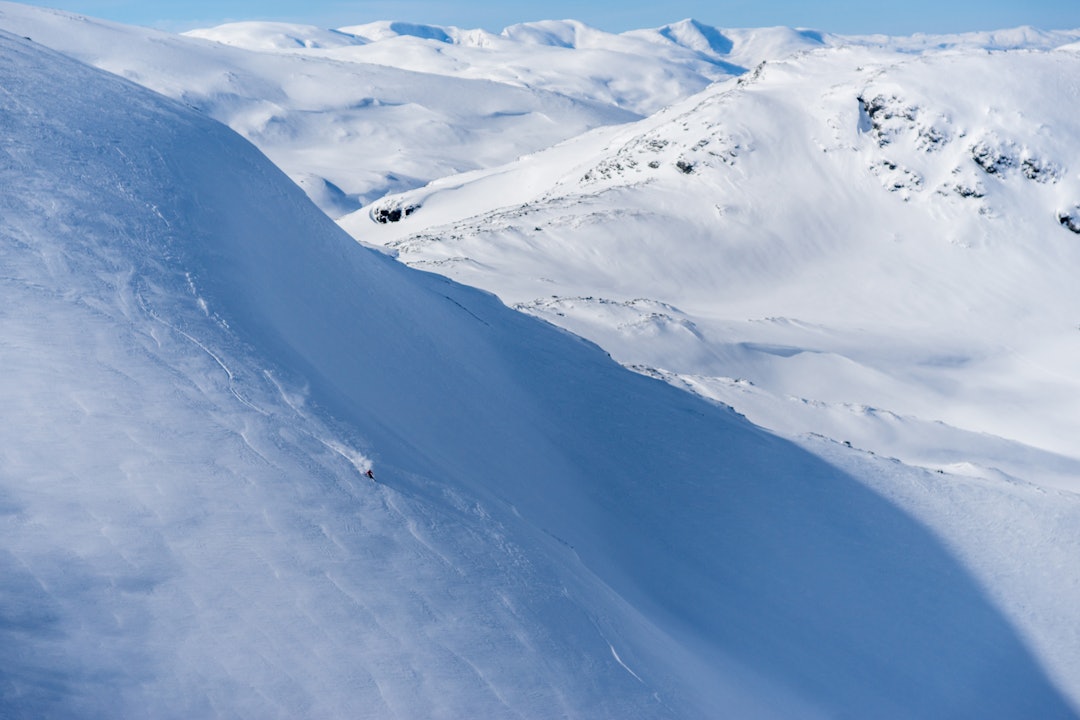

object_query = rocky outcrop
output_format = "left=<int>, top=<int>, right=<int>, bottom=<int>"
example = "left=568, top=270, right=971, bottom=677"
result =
left=1059, top=207, right=1080, bottom=233
left=372, top=202, right=420, bottom=223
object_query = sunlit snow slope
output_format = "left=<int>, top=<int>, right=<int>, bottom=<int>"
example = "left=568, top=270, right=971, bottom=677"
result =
left=0, top=4, right=860, bottom=222
left=0, top=2, right=639, bottom=219
left=187, top=18, right=825, bottom=116
left=4, top=29, right=1080, bottom=720
left=354, top=41, right=1080, bottom=493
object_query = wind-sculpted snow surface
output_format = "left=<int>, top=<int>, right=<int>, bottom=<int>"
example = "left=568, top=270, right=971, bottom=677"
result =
left=3, top=31, right=1078, bottom=719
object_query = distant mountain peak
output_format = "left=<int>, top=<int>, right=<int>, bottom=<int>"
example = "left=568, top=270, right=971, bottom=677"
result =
left=656, top=18, right=734, bottom=55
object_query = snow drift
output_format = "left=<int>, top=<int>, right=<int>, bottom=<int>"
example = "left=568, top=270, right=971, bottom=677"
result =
left=1, top=19, right=1078, bottom=720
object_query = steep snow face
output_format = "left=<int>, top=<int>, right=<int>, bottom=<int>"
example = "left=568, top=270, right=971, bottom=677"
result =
left=0, top=2, right=636, bottom=219
left=351, top=43, right=1080, bottom=490
left=0, top=30, right=656, bottom=719
left=4, top=29, right=1080, bottom=720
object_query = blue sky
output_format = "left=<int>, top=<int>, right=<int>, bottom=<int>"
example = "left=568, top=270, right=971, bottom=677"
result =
left=15, top=0, right=1079, bottom=35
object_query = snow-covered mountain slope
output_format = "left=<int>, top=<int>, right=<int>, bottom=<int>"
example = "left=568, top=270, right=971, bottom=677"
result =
left=5, top=27, right=1080, bottom=720
left=350, top=41, right=1080, bottom=493
left=188, top=18, right=829, bottom=117
left=844, top=25, right=1080, bottom=52
left=0, top=3, right=639, bottom=220
left=186, top=18, right=1080, bottom=120
left=16, top=1, right=1075, bottom=230
left=2, top=4, right=834, bottom=225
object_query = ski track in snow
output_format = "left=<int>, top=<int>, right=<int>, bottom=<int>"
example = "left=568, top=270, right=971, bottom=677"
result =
left=609, top=644, right=645, bottom=684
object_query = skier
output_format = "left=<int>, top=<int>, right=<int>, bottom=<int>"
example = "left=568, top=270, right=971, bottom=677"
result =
left=365, top=469, right=375, bottom=480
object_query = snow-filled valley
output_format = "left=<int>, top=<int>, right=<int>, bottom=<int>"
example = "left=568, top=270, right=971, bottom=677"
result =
left=2, top=2, right=1080, bottom=718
